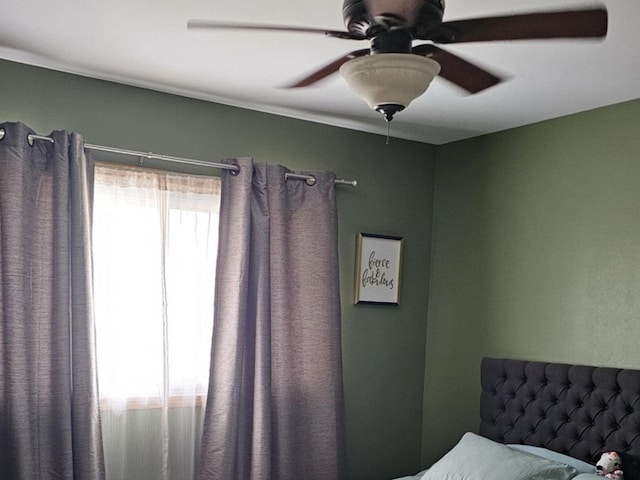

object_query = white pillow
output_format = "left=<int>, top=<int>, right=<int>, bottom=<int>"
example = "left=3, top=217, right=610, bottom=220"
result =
left=508, top=444, right=597, bottom=474
left=392, top=473, right=428, bottom=480
left=420, top=433, right=578, bottom=480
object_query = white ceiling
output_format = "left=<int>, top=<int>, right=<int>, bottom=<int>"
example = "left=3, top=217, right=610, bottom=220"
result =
left=1, top=0, right=638, bottom=144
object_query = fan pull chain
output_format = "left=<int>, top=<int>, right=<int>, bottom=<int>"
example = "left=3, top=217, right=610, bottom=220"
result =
left=385, top=119, right=390, bottom=145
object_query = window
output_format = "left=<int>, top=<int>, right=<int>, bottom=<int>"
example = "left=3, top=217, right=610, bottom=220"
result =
left=92, top=163, right=221, bottom=479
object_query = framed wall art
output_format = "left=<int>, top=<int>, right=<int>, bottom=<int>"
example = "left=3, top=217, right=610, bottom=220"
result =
left=354, top=232, right=403, bottom=305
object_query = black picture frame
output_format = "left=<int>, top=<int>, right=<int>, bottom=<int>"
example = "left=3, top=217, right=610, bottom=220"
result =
left=354, top=232, right=403, bottom=305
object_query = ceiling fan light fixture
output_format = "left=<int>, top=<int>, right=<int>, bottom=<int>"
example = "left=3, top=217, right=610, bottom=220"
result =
left=339, top=53, right=441, bottom=121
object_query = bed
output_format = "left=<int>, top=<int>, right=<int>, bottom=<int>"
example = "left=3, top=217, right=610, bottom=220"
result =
left=397, top=357, right=640, bottom=480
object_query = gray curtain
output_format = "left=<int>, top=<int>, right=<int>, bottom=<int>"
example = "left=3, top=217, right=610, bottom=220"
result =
left=198, top=158, right=346, bottom=480
left=0, top=122, right=105, bottom=479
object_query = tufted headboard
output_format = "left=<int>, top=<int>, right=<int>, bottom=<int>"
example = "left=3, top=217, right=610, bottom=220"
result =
left=479, top=358, right=640, bottom=480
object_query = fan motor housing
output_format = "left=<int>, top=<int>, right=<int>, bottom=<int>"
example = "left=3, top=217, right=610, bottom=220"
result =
left=342, top=0, right=445, bottom=39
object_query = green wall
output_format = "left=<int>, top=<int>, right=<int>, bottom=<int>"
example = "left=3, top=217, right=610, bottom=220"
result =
left=0, top=59, right=436, bottom=480
left=423, top=99, right=640, bottom=466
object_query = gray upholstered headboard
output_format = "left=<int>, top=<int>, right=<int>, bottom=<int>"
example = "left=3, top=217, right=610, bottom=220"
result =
left=479, top=358, right=640, bottom=480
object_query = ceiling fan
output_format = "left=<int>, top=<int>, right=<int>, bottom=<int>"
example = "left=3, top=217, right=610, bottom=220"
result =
left=188, top=0, right=607, bottom=122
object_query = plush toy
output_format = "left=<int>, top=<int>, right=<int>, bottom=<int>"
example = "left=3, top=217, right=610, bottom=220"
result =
left=596, top=452, right=624, bottom=480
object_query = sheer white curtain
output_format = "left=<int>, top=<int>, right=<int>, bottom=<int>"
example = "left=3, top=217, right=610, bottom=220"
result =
left=92, top=164, right=220, bottom=480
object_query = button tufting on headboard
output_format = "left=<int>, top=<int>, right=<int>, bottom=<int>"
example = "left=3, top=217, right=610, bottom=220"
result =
left=480, top=358, right=640, bottom=480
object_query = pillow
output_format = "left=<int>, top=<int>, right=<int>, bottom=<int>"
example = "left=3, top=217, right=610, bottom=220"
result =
left=392, top=472, right=428, bottom=480
left=420, top=433, right=578, bottom=480
left=508, top=444, right=597, bottom=474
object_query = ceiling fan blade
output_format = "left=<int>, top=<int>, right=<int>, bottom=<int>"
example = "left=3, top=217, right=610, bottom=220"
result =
left=431, top=7, right=607, bottom=44
left=413, top=44, right=502, bottom=93
left=283, top=49, right=371, bottom=88
left=187, top=19, right=365, bottom=40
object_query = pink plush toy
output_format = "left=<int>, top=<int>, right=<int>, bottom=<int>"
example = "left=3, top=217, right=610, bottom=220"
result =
left=596, top=452, right=624, bottom=480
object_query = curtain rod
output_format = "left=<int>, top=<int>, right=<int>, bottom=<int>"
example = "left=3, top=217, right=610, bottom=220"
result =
left=0, top=129, right=357, bottom=187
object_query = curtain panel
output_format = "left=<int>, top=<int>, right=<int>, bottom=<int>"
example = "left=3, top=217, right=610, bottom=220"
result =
left=93, top=163, right=221, bottom=480
left=0, top=122, right=105, bottom=479
left=199, top=158, right=346, bottom=480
